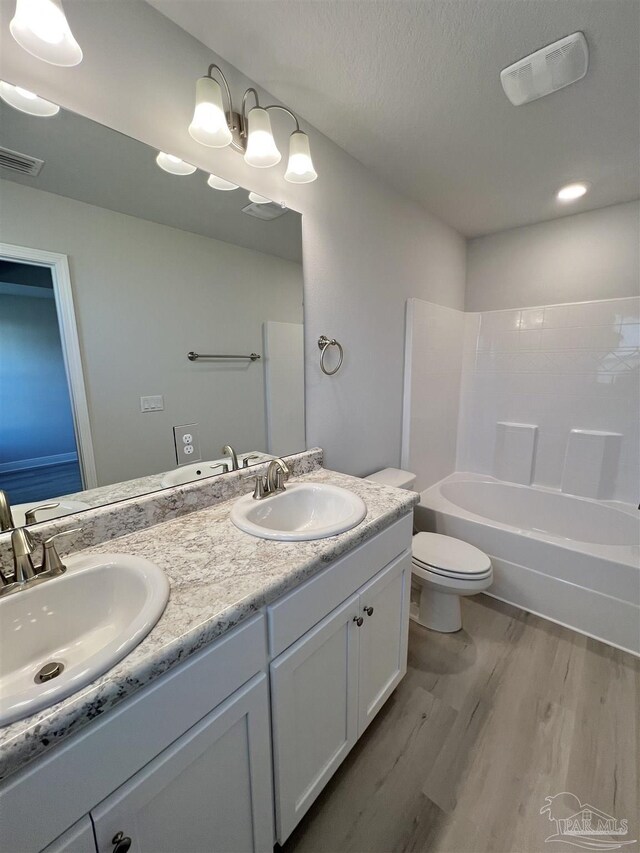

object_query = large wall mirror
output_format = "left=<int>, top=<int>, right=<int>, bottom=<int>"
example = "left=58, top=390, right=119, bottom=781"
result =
left=0, top=95, right=305, bottom=528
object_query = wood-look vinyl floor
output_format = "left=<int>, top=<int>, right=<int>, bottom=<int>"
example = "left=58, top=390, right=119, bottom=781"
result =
left=279, top=595, right=639, bottom=853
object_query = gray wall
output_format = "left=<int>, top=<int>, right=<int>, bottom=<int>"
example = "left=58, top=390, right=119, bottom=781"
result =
left=466, top=201, right=640, bottom=312
left=1, top=180, right=303, bottom=486
left=0, top=0, right=466, bottom=477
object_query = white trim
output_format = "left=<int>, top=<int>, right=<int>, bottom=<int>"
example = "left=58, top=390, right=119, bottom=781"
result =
left=0, top=242, right=98, bottom=489
left=400, top=298, right=414, bottom=471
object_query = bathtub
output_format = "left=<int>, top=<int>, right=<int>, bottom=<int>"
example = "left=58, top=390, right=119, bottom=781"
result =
left=416, top=473, right=640, bottom=655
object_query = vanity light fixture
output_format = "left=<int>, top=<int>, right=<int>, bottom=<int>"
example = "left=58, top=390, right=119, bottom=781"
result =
left=10, top=0, right=82, bottom=66
left=188, top=65, right=317, bottom=183
left=155, top=152, right=197, bottom=176
left=557, top=182, right=589, bottom=202
left=0, top=80, right=59, bottom=116
left=207, top=173, right=239, bottom=191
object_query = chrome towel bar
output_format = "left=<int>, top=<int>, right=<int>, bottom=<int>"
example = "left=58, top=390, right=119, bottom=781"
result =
left=188, top=351, right=261, bottom=362
left=318, top=335, right=344, bottom=375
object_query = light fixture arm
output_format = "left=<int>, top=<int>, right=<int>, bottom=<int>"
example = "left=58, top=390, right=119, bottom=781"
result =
left=206, top=63, right=234, bottom=116
left=264, top=104, right=301, bottom=133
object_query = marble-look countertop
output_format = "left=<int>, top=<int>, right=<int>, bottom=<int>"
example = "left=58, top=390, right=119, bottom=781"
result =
left=0, top=467, right=418, bottom=782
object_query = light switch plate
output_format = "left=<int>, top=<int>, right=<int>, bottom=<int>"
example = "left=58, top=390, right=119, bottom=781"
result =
left=140, top=395, right=164, bottom=413
left=173, top=423, right=201, bottom=465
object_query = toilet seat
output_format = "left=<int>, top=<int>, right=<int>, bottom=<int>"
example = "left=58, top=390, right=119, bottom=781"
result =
left=412, top=532, right=491, bottom=578
left=412, top=559, right=492, bottom=583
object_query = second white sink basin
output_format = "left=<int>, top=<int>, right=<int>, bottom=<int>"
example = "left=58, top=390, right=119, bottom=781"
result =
left=230, top=482, right=367, bottom=541
left=160, top=453, right=274, bottom=487
left=0, top=553, right=169, bottom=726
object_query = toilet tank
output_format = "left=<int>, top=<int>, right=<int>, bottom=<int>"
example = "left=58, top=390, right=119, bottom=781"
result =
left=365, top=467, right=417, bottom=490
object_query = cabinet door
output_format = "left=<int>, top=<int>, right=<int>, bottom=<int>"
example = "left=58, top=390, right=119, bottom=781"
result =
left=270, top=594, right=360, bottom=843
left=357, top=552, right=411, bottom=735
left=91, top=673, right=273, bottom=853
left=42, top=817, right=97, bottom=853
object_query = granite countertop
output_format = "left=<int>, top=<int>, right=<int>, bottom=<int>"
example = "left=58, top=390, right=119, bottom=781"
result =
left=0, top=466, right=418, bottom=782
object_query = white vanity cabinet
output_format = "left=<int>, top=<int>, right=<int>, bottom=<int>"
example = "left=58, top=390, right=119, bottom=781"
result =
left=270, top=546, right=412, bottom=842
left=0, top=513, right=413, bottom=853
left=91, top=674, right=273, bottom=853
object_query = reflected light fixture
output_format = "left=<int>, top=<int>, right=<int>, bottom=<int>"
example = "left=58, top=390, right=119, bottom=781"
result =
left=557, top=182, right=589, bottom=202
left=10, top=0, right=82, bottom=66
left=187, top=64, right=317, bottom=184
left=156, top=152, right=197, bottom=175
left=248, top=192, right=271, bottom=204
left=207, top=173, right=239, bottom=191
left=0, top=80, right=59, bottom=116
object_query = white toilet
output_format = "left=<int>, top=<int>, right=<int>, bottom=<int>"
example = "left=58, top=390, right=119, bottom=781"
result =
left=365, top=468, right=493, bottom=633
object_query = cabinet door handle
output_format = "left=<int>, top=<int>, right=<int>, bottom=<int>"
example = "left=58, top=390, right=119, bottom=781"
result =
left=363, top=606, right=374, bottom=616
left=112, top=832, right=132, bottom=853
left=353, top=616, right=364, bottom=627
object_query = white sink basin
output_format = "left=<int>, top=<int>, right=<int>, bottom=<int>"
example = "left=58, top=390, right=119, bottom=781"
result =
left=230, top=482, right=367, bottom=541
left=0, top=553, right=169, bottom=726
left=12, top=499, right=91, bottom=527
left=160, top=453, right=273, bottom=488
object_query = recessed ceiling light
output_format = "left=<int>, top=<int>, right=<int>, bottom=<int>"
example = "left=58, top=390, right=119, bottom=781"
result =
left=155, top=152, right=196, bottom=175
left=0, top=80, right=59, bottom=116
left=557, top=182, right=589, bottom=202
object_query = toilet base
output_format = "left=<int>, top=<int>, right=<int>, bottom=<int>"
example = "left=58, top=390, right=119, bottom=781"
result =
left=411, top=584, right=462, bottom=633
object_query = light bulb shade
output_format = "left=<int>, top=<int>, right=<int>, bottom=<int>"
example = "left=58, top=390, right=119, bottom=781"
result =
left=189, top=76, right=232, bottom=148
left=0, top=80, right=59, bottom=116
left=156, top=152, right=197, bottom=176
left=207, top=173, right=239, bottom=191
left=284, top=130, right=317, bottom=183
left=10, top=0, right=82, bottom=66
left=244, top=108, right=281, bottom=168
left=248, top=192, right=271, bottom=204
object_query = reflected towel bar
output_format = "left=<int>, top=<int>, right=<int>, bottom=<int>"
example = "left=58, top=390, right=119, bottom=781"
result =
left=188, top=351, right=261, bottom=362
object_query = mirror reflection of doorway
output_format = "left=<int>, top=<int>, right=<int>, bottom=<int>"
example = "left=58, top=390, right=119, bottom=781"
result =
left=0, top=258, right=85, bottom=504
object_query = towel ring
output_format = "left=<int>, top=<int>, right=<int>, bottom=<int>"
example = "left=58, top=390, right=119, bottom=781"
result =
left=318, top=335, right=344, bottom=376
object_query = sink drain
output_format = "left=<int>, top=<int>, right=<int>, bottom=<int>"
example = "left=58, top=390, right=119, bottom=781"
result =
left=35, top=661, right=64, bottom=684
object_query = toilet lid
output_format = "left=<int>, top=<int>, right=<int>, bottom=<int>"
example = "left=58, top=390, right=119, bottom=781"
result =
left=412, top=532, right=491, bottom=575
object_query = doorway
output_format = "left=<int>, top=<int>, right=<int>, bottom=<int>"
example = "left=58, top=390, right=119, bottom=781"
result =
left=0, top=244, right=96, bottom=506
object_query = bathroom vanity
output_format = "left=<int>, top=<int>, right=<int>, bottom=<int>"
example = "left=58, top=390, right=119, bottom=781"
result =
left=0, top=456, right=417, bottom=853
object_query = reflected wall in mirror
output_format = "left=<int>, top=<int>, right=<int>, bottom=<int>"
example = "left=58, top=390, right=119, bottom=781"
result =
left=0, top=97, right=305, bottom=528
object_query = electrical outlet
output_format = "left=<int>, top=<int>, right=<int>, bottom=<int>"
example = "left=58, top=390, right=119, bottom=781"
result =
left=173, top=423, right=201, bottom=465
left=140, top=395, right=164, bottom=413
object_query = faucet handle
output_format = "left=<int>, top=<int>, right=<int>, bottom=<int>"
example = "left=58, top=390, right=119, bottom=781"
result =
left=24, top=502, right=61, bottom=525
left=209, top=463, right=230, bottom=474
left=42, top=527, right=82, bottom=577
left=242, top=455, right=261, bottom=468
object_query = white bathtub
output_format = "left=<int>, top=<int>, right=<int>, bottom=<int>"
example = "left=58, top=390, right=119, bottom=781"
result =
left=416, top=473, right=640, bottom=655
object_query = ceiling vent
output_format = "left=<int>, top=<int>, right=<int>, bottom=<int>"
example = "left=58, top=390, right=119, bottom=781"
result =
left=0, top=145, right=44, bottom=176
left=242, top=201, right=289, bottom=220
left=500, top=32, right=589, bottom=106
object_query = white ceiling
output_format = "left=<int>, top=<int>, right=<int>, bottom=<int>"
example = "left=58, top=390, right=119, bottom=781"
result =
left=148, top=0, right=640, bottom=237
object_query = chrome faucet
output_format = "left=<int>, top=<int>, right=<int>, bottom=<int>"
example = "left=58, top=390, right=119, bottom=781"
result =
left=267, top=458, right=290, bottom=492
left=0, top=526, right=81, bottom=597
left=0, top=490, right=15, bottom=532
left=249, top=458, right=291, bottom=500
left=222, top=445, right=240, bottom=471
